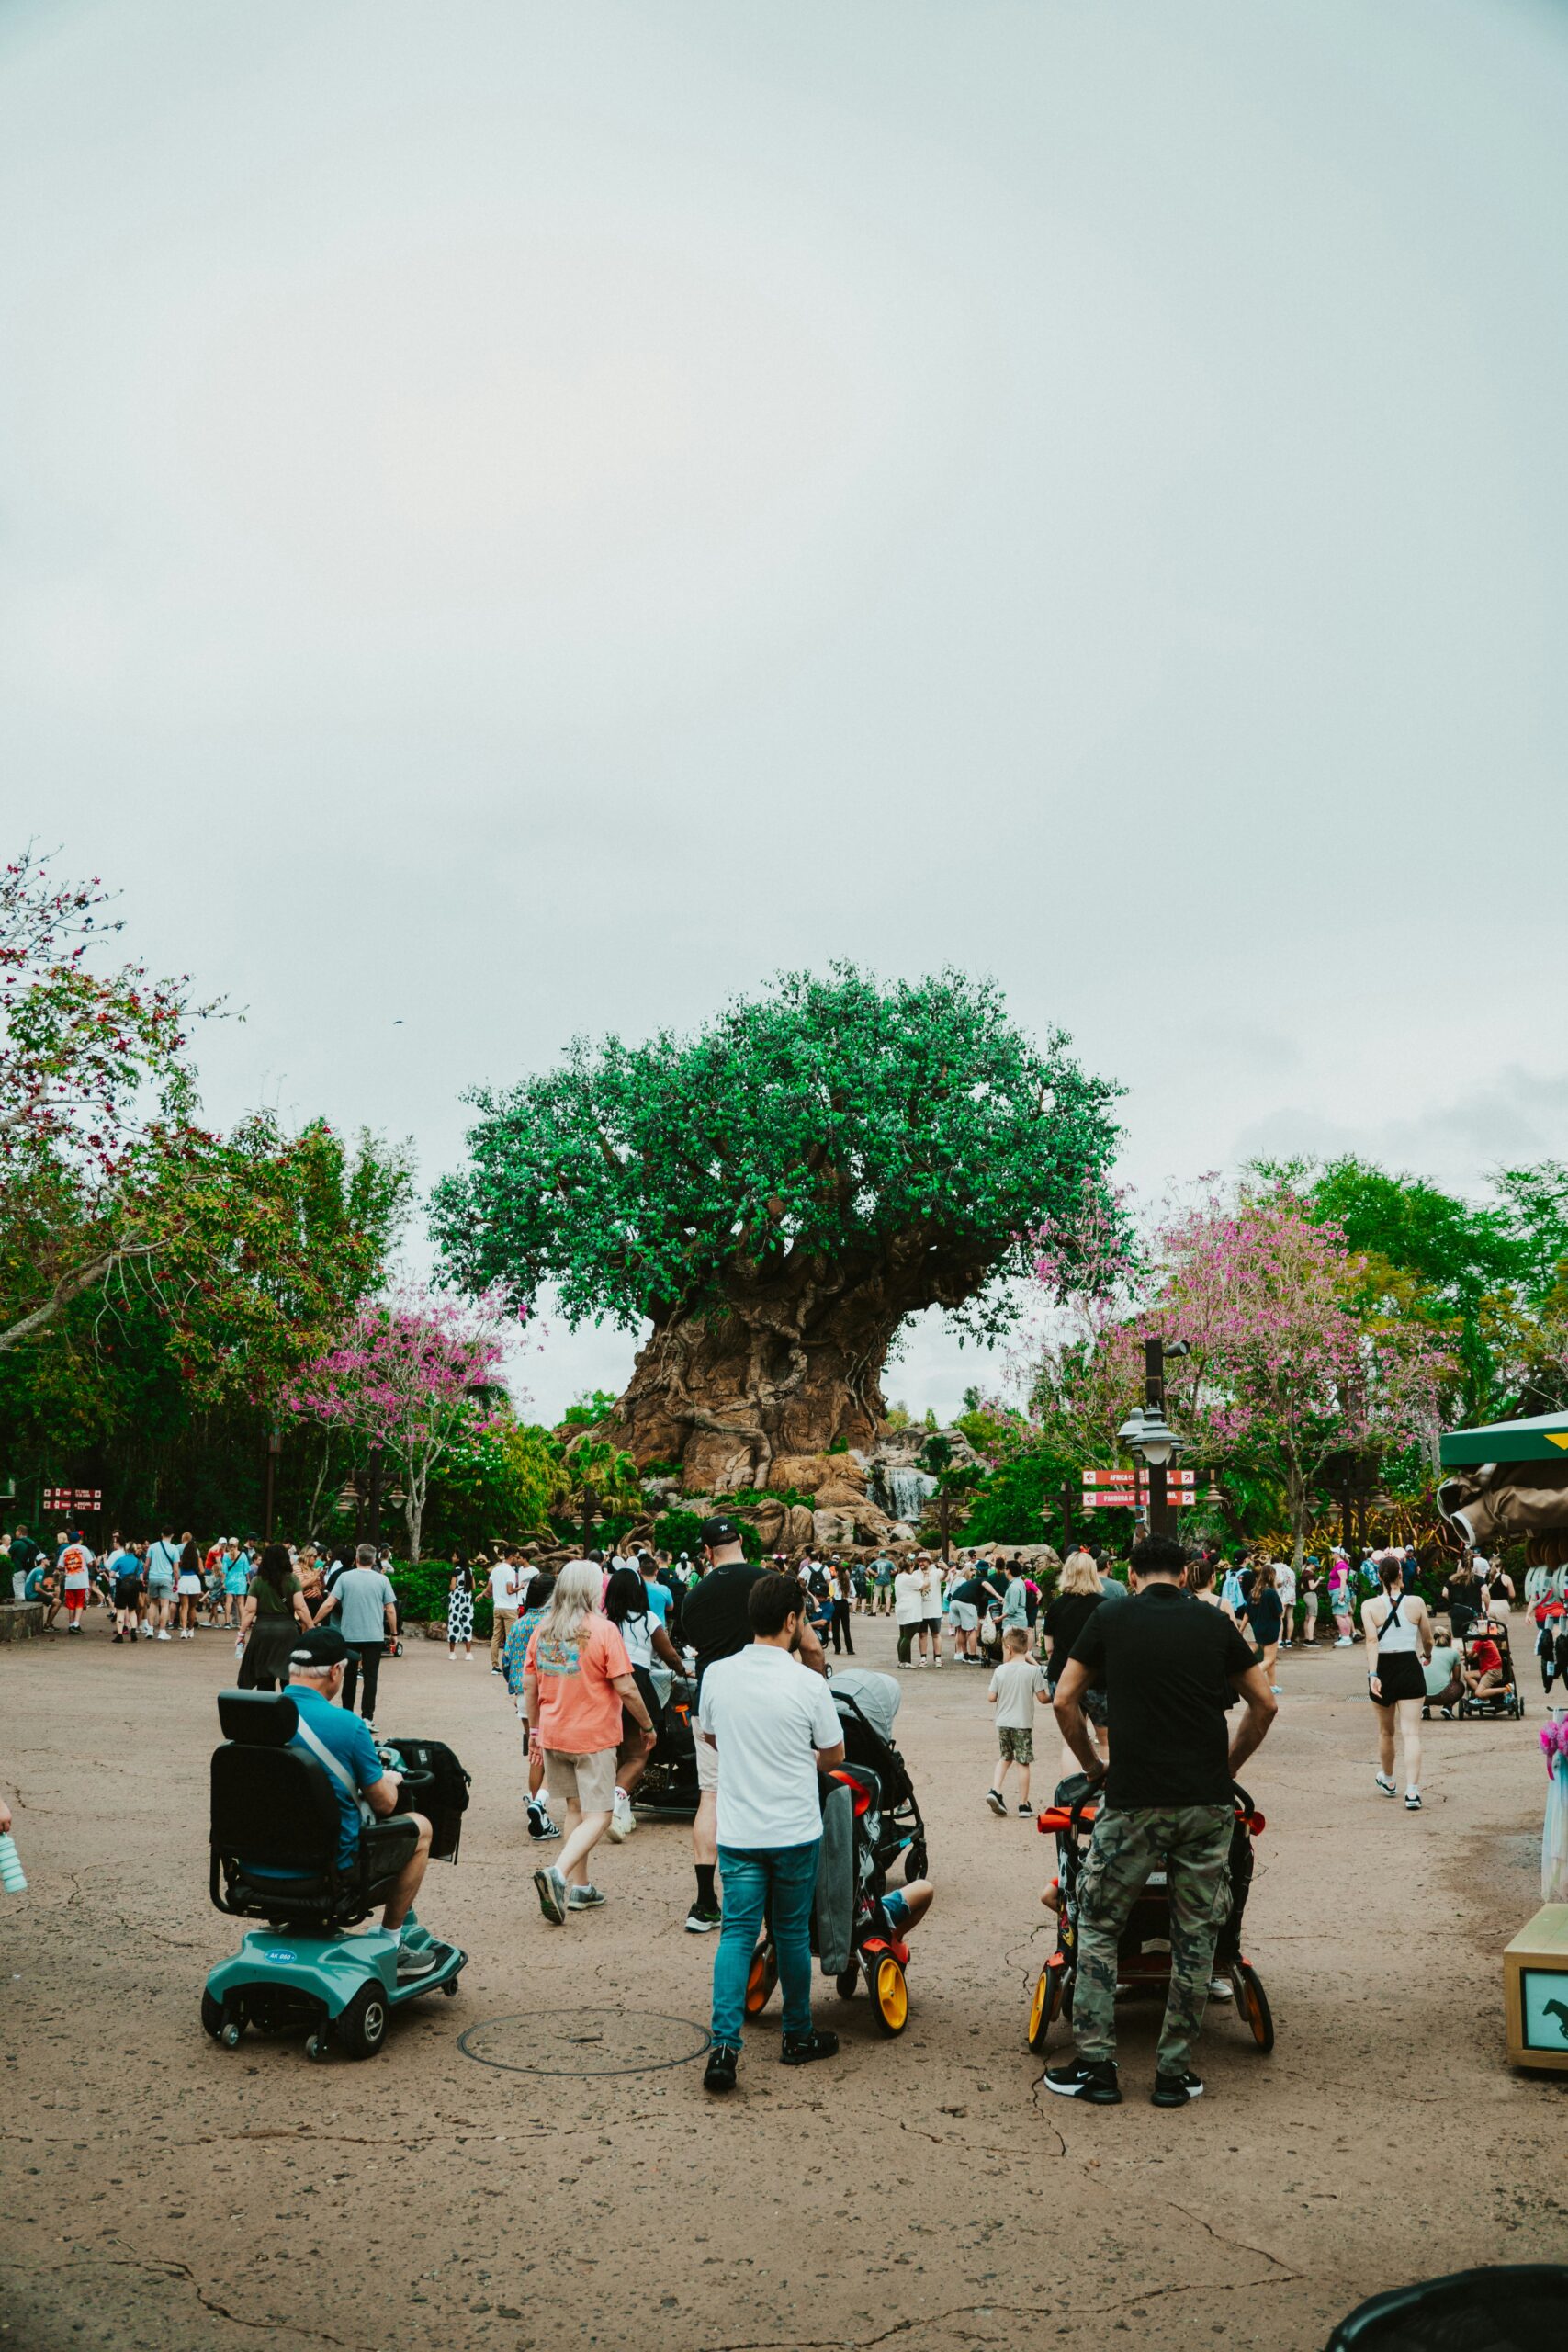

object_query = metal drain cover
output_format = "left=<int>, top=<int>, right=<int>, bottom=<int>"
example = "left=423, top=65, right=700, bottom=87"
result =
left=458, top=2008, right=711, bottom=2078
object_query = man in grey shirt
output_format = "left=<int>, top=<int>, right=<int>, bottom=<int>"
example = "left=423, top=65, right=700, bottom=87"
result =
left=313, top=1542, right=398, bottom=1724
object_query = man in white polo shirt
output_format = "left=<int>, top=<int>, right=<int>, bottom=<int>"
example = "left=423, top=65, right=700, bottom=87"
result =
left=696, top=1569, right=845, bottom=2094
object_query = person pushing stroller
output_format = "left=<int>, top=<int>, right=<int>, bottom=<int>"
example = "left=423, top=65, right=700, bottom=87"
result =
left=1045, top=1535, right=1278, bottom=2109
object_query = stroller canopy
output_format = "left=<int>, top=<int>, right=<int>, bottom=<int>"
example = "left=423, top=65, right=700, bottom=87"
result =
left=829, top=1668, right=901, bottom=1745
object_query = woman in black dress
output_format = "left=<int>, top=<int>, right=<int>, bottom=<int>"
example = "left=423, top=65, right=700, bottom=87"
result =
left=237, top=1543, right=312, bottom=1689
left=1238, top=1564, right=1285, bottom=1692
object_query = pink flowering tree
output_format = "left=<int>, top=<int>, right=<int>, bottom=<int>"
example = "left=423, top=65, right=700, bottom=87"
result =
left=284, top=1285, right=519, bottom=1561
left=1025, top=1181, right=1447, bottom=1565
left=1141, top=1189, right=1445, bottom=1567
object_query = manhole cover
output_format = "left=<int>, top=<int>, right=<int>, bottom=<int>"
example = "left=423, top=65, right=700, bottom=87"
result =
left=458, top=2008, right=711, bottom=2078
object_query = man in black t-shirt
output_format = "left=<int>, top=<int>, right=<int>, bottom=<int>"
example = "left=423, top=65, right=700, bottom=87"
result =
left=677, top=1515, right=826, bottom=1932
left=1045, top=1535, right=1277, bottom=2110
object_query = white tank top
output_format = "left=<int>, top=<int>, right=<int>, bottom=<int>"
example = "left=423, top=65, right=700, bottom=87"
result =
left=1374, top=1592, right=1418, bottom=1654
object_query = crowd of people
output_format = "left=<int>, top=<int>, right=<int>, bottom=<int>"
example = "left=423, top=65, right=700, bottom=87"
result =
left=5, top=1506, right=1529, bottom=2107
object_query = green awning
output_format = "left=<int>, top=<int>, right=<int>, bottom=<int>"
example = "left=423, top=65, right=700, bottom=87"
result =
left=1438, top=1410, right=1568, bottom=1467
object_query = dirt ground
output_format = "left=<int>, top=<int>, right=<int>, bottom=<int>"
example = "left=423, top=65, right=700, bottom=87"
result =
left=1, top=1606, right=1563, bottom=2352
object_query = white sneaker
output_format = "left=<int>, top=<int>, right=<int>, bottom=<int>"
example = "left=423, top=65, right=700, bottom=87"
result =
left=606, top=1792, right=637, bottom=1843
left=1335, top=1636, right=1353, bottom=1647
left=1375, top=1770, right=1396, bottom=1798
left=1404, top=1789, right=1422, bottom=1811
left=157, top=1630, right=171, bottom=1641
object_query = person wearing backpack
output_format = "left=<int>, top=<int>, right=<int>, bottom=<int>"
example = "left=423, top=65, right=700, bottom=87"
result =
left=57, top=1530, right=95, bottom=1634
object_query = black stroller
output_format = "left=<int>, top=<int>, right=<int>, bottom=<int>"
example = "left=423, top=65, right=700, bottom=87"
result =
left=1026, top=1772, right=1274, bottom=2057
left=1456, top=1616, right=1527, bottom=1721
left=629, top=1667, right=702, bottom=1818
left=746, top=1669, right=928, bottom=2037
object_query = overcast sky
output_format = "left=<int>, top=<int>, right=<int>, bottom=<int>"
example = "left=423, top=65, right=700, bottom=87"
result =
left=5, top=0, right=1567, bottom=1420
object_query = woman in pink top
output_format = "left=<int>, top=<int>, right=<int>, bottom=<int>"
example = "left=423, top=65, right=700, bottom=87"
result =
left=523, top=1560, right=653, bottom=1925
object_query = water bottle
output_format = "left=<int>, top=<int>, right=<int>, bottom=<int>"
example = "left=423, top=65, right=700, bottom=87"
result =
left=0, top=1832, right=26, bottom=1894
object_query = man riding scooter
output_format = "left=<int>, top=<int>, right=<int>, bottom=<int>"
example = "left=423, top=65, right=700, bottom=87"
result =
left=278, top=1627, right=439, bottom=1979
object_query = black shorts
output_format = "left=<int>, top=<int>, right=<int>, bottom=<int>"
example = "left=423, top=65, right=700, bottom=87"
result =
left=114, top=1578, right=143, bottom=1610
left=1370, top=1652, right=1426, bottom=1706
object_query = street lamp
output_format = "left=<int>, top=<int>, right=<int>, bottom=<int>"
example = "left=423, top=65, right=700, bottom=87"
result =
left=1118, top=1338, right=1190, bottom=1536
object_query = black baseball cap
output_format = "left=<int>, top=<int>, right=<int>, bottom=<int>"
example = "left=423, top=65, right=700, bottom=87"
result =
left=288, top=1626, right=349, bottom=1669
left=701, top=1514, right=741, bottom=1547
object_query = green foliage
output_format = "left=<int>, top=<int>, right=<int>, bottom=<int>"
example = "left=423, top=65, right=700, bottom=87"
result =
left=561, top=1388, right=620, bottom=1430
left=653, top=1508, right=707, bottom=1558
left=433, top=966, right=1122, bottom=1340
left=1294, top=1154, right=1568, bottom=1421
left=650, top=1507, right=763, bottom=1561
left=388, top=1559, right=493, bottom=1633
left=957, top=1442, right=1080, bottom=1546
left=422, top=1419, right=559, bottom=1557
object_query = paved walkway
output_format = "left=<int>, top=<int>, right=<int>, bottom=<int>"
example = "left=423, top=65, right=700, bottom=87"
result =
left=0, top=1611, right=1559, bottom=2351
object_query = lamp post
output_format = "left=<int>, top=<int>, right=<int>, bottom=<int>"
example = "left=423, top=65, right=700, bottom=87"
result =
left=367, top=1437, right=384, bottom=1546
left=263, top=1425, right=281, bottom=1543
left=1117, top=1338, right=1188, bottom=1539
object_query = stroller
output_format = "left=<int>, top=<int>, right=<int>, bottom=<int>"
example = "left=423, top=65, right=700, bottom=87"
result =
left=745, top=1669, right=928, bottom=2037
left=1455, top=1616, right=1527, bottom=1720
left=1026, top=1772, right=1274, bottom=2058
left=630, top=1667, right=702, bottom=1818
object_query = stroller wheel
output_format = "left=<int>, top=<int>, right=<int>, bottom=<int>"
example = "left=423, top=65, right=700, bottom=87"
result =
left=1235, top=1962, right=1274, bottom=2054
left=835, top=1966, right=859, bottom=1999
left=745, top=1943, right=778, bottom=2018
left=906, top=1839, right=928, bottom=1884
left=873, top=1954, right=908, bottom=2036
left=1027, top=1956, right=1068, bottom=2052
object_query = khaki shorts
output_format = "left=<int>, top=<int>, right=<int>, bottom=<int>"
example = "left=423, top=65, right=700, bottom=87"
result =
left=542, top=1748, right=617, bottom=1815
left=694, top=1717, right=720, bottom=1792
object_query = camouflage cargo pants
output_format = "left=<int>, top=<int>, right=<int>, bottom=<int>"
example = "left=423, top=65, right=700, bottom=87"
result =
left=1071, top=1803, right=1234, bottom=2075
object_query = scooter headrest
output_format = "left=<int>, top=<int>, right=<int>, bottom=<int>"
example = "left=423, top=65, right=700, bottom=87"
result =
left=217, top=1690, right=299, bottom=1746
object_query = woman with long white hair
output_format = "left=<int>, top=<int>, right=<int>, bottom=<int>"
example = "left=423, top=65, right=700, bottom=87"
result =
left=522, top=1560, right=655, bottom=1925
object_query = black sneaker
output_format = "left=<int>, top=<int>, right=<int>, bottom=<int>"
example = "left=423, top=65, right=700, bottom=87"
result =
left=526, top=1812, right=561, bottom=1841
left=1043, top=2057, right=1122, bottom=2104
left=684, top=1903, right=723, bottom=1934
left=1151, top=2068, right=1204, bottom=2107
left=781, top=2029, right=840, bottom=2067
left=704, top=2043, right=739, bottom=2094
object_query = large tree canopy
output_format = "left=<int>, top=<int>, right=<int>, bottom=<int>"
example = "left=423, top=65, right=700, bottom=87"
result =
left=434, top=967, right=1121, bottom=1485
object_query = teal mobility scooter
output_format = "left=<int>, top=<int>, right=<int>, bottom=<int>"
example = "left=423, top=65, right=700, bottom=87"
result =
left=202, top=1690, right=469, bottom=2061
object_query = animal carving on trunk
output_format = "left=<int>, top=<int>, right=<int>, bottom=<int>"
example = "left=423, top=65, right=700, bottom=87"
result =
left=433, top=967, right=1122, bottom=1486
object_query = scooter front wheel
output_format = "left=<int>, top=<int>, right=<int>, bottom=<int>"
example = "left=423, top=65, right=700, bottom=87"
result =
left=200, top=1991, right=224, bottom=2041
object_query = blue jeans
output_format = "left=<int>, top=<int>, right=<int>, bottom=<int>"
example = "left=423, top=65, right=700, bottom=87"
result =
left=710, top=1838, right=821, bottom=2049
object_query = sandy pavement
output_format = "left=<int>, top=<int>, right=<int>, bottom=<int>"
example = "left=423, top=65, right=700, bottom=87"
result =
left=1, top=1607, right=1563, bottom=2352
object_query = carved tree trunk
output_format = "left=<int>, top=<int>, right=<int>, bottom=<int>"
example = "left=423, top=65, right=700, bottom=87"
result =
left=611, top=1240, right=980, bottom=1491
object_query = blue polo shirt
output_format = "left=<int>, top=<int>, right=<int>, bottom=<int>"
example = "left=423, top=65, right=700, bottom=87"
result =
left=641, top=1577, right=674, bottom=1627
left=288, top=1685, right=386, bottom=1866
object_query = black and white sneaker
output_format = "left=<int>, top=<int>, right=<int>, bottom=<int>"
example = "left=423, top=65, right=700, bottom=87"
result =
left=1151, top=2068, right=1204, bottom=2107
left=684, top=1903, right=723, bottom=1934
left=526, top=1809, right=560, bottom=1841
left=704, top=2043, right=739, bottom=2094
left=1043, top=2057, right=1121, bottom=2104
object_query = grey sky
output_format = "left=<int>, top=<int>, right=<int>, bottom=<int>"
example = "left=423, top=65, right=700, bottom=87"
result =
left=5, top=0, right=1566, bottom=1420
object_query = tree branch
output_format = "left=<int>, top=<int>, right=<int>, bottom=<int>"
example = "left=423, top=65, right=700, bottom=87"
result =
left=0, top=1234, right=154, bottom=1353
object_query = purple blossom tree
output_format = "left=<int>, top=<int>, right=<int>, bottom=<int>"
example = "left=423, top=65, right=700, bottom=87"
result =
left=284, top=1285, right=517, bottom=1561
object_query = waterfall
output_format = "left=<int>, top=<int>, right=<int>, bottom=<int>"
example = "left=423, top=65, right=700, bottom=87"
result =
left=883, top=1464, right=938, bottom=1525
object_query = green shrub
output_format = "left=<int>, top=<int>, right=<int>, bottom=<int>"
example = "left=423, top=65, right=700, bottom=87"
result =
left=389, top=1559, right=492, bottom=1634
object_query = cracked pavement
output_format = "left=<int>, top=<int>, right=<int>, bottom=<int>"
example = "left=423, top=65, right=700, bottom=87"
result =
left=1, top=1615, right=1562, bottom=2351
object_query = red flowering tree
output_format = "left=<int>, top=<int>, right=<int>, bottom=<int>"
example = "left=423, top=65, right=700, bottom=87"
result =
left=284, top=1287, right=517, bottom=1560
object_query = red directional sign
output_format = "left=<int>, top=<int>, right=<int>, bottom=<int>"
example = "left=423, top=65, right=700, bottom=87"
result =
left=1080, top=1469, right=1196, bottom=1487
